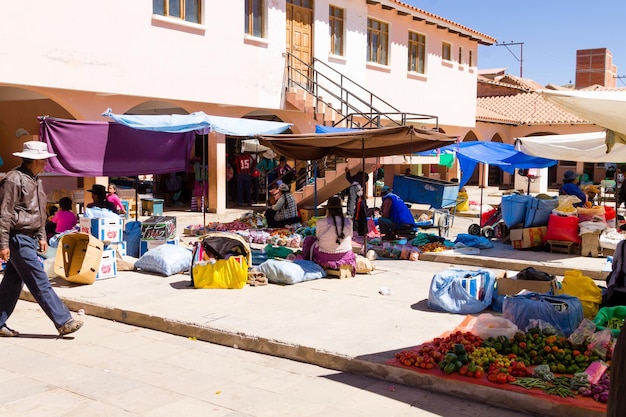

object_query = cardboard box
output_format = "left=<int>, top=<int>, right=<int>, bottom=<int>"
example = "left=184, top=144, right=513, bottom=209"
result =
left=140, top=216, right=177, bottom=241
left=96, top=249, right=118, bottom=280
left=105, top=241, right=127, bottom=257
left=510, top=226, right=547, bottom=249
left=299, top=207, right=326, bottom=223
left=140, top=237, right=178, bottom=256
left=54, top=233, right=105, bottom=285
left=496, top=272, right=558, bottom=296
left=80, top=217, right=124, bottom=243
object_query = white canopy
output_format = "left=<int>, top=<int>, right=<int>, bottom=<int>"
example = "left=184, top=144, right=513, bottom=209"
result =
left=515, top=131, right=626, bottom=163
left=515, top=90, right=626, bottom=162
left=539, top=89, right=626, bottom=137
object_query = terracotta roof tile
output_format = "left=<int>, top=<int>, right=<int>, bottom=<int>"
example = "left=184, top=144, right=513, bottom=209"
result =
left=476, top=92, right=589, bottom=125
left=389, top=0, right=497, bottom=45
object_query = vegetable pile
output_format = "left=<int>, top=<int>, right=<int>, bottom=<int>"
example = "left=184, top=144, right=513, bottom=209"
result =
left=394, top=326, right=613, bottom=403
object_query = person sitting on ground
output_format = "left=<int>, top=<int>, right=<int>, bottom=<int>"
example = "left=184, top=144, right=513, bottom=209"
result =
left=106, top=184, right=127, bottom=215
left=559, top=170, right=587, bottom=208
left=265, top=183, right=301, bottom=229
left=51, top=196, right=78, bottom=235
left=86, top=184, right=118, bottom=213
left=378, top=186, right=416, bottom=240
left=302, top=196, right=356, bottom=276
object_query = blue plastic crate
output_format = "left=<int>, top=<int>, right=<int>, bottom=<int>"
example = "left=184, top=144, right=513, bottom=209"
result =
left=392, top=175, right=459, bottom=209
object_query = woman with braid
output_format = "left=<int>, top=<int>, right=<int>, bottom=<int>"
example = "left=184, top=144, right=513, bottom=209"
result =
left=302, top=196, right=356, bottom=276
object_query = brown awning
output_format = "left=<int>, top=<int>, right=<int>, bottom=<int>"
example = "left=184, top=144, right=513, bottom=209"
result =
left=257, top=125, right=457, bottom=160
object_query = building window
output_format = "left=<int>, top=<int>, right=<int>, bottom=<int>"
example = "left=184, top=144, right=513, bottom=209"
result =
left=408, top=31, right=426, bottom=73
left=442, top=42, right=451, bottom=61
left=329, top=6, right=344, bottom=56
left=367, top=18, right=389, bottom=65
left=469, top=50, right=473, bottom=67
left=245, top=0, right=265, bottom=38
left=153, top=0, right=200, bottom=24
left=289, top=0, right=313, bottom=7
left=458, top=46, right=463, bottom=65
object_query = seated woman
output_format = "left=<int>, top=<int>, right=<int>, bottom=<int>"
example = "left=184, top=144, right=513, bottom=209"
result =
left=559, top=170, right=587, bottom=208
left=51, top=196, right=78, bottom=234
left=302, top=197, right=356, bottom=276
left=265, top=183, right=301, bottom=229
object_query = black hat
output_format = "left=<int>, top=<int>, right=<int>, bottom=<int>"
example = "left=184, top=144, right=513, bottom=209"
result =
left=87, top=184, right=107, bottom=195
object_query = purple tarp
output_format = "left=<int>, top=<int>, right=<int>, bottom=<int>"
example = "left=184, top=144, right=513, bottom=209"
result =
left=40, top=117, right=195, bottom=176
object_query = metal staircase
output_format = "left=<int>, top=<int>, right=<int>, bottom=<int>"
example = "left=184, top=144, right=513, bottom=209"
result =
left=283, top=52, right=439, bottom=210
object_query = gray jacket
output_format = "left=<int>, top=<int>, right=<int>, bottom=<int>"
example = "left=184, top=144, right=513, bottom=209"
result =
left=0, top=165, right=47, bottom=249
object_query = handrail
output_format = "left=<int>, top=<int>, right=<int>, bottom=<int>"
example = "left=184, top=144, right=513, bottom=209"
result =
left=285, top=52, right=439, bottom=129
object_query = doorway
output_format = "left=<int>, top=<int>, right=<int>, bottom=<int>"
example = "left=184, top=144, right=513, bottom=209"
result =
left=286, top=0, right=313, bottom=87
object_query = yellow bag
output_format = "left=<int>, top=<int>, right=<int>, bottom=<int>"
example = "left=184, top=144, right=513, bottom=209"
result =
left=192, top=255, right=248, bottom=289
left=559, top=270, right=602, bottom=318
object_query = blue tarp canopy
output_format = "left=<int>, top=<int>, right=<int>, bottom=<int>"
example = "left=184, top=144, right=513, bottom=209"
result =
left=103, top=109, right=292, bottom=136
left=418, top=141, right=557, bottom=187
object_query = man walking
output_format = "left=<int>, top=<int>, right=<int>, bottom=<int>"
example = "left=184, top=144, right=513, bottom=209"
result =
left=0, top=141, right=83, bottom=337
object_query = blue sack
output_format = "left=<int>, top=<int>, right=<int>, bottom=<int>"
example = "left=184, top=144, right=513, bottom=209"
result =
left=501, top=194, right=532, bottom=228
left=524, top=197, right=558, bottom=228
left=502, top=292, right=584, bottom=337
left=124, top=221, right=142, bottom=258
left=428, top=268, right=495, bottom=314
left=455, top=233, right=494, bottom=249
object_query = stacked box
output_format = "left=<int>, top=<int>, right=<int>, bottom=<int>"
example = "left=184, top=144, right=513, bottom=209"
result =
left=105, top=241, right=127, bottom=257
left=140, top=216, right=177, bottom=240
left=97, top=249, right=118, bottom=280
left=80, top=217, right=124, bottom=243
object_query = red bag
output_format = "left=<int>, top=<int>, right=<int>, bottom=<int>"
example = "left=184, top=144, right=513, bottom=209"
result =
left=543, top=214, right=580, bottom=243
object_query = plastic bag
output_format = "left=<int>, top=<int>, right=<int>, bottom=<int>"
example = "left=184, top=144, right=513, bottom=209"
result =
left=593, top=305, right=626, bottom=337
left=192, top=255, right=248, bottom=289
left=467, top=313, right=519, bottom=339
left=503, top=292, right=584, bottom=337
left=568, top=318, right=597, bottom=345
left=553, top=195, right=581, bottom=215
left=587, top=329, right=613, bottom=360
left=559, top=270, right=602, bottom=318
left=427, top=268, right=495, bottom=314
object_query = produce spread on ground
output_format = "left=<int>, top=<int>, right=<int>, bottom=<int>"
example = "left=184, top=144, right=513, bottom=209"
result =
left=387, top=320, right=612, bottom=413
left=184, top=211, right=456, bottom=257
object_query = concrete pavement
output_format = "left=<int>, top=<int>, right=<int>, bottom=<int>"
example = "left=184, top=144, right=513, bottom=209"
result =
left=3, top=186, right=613, bottom=417
left=0, top=302, right=534, bottom=417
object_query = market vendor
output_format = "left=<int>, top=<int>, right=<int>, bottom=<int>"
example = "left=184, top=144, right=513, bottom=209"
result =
left=559, top=170, right=587, bottom=208
left=378, top=186, right=416, bottom=240
left=264, top=183, right=301, bottom=229
left=302, top=196, right=356, bottom=276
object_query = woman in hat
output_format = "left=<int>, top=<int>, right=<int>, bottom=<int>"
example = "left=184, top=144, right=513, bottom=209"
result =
left=302, top=196, right=356, bottom=276
left=265, top=183, right=301, bottom=229
left=559, top=170, right=587, bottom=208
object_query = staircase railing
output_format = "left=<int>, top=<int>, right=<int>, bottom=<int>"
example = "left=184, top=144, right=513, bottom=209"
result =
left=285, top=52, right=439, bottom=129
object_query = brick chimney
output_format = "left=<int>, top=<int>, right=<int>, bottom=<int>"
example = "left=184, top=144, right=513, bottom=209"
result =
left=575, top=48, right=617, bottom=88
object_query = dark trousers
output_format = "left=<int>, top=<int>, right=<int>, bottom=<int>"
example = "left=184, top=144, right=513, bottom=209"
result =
left=346, top=184, right=360, bottom=217
left=0, top=234, right=72, bottom=329
left=378, top=218, right=414, bottom=238
left=236, top=173, right=252, bottom=205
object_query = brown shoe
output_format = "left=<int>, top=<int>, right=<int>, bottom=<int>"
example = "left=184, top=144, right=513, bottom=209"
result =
left=0, top=325, right=19, bottom=337
left=57, top=319, right=83, bottom=336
